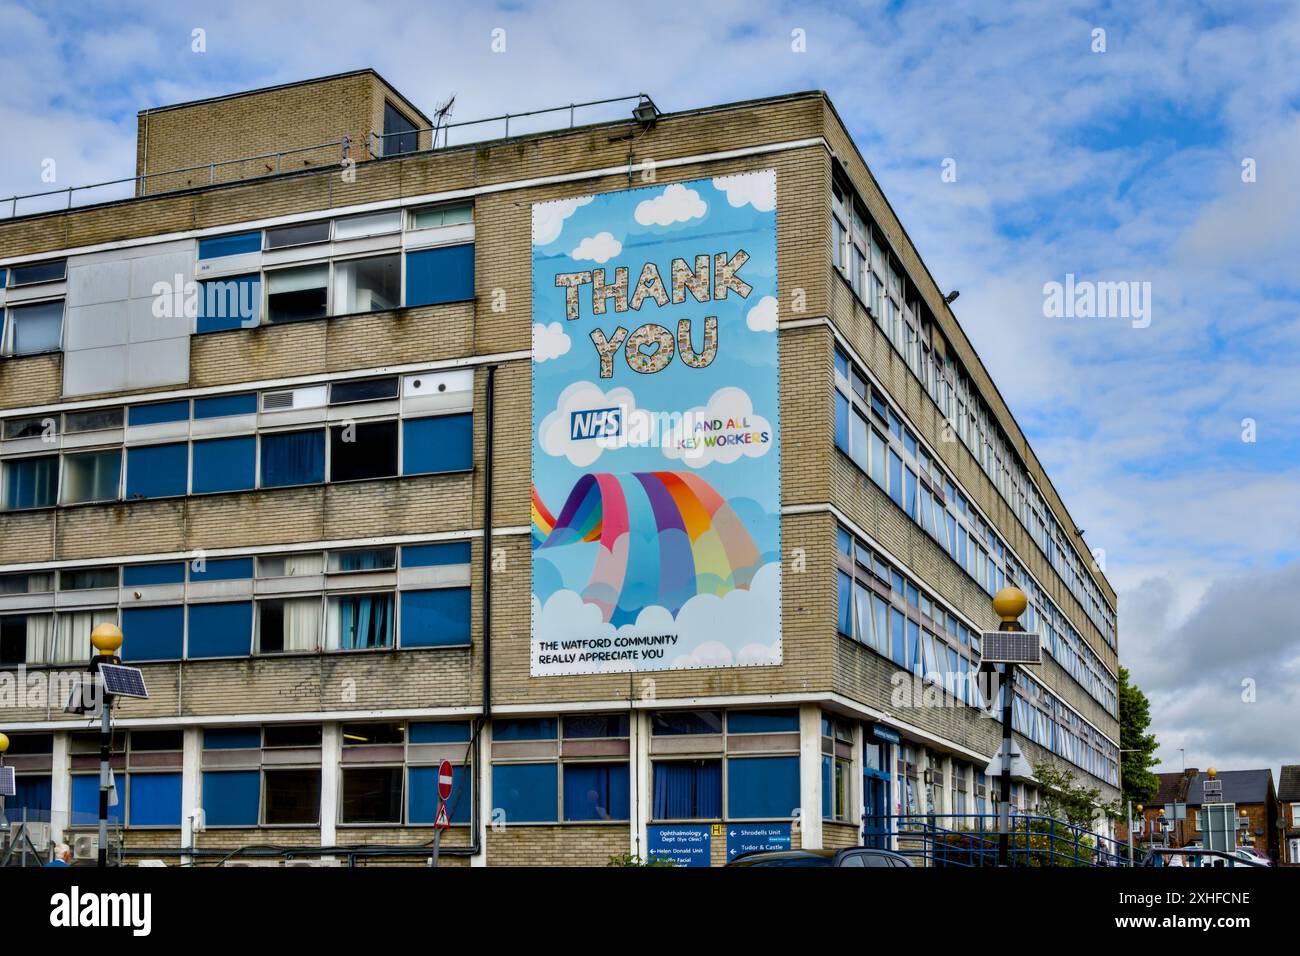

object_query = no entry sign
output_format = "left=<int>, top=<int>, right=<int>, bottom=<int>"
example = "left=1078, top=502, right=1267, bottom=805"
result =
left=437, top=759, right=454, bottom=800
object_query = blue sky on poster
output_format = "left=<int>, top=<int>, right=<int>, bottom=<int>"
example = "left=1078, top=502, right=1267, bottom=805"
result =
left=0, top=0, right=1295, bottom=772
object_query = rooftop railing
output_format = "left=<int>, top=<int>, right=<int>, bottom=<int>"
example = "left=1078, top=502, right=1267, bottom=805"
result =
left=0, top=94, right=655, bottom=222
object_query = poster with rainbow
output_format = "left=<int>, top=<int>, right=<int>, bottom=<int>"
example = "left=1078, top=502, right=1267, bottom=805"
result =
left=530, top=171, right=781, bottom=675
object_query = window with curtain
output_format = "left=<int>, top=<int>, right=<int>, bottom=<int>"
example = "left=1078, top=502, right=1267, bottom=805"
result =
left=257, top=597, right=322, bottom=653
left=260, top=429, right=324, bottom=487
left=563, top=763, right=630, bottom=821
left=328, top=548, right=395, bottom=572
left=51, top=608, right=114, bottom=665
left=652, top=760, right=722, bottom=820
left=1, top=613, right=52, bottom=666
left=257, top=553, right=325, bottom=577
left=10, top=775, right=52, bottom=822
left=60, top=449, right=121, bottom=504
left=2, top=455, right=58, bottom=510
left=329, top=593, right=394, bottom=650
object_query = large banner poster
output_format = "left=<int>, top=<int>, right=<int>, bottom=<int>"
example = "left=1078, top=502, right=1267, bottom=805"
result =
left=530, top=170, right=781, bottom=676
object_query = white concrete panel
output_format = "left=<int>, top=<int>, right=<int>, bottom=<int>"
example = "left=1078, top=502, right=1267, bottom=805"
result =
left=63, top=344, right=128, bottom=396
left=67, top=259, right=131, bottom=305
left=126, top=337, right=190, bottom=389
left=127, top=294, right=188, bottom=344
left=130, top=251, right=194, bottom=299
left=194, top=250, right=261, bottom=280
left=63, top=301, right=129, bottom=351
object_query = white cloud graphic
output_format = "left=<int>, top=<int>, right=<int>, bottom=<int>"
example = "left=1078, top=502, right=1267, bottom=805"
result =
left=532, top=562, right=782, bottom=675
left=538, top=380, right=638, bottom=467
left=570, top=231, right=622, bottom=263
left=532, top=321, right=572, bottom=362
left=532, top=195, right=593, bottom=246
left=713, top=170, right=776, bottom=212
left=634, top=182, right=707, bottom=226
left=661, top=386, right=774, bottom=469
left=747, top=294, right=778, bottom=332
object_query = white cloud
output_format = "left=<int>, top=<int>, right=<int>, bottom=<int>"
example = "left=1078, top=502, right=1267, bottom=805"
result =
left=713, top=170, right=775, bottom=211
left=537, top=380, right=638, bottom=468
left=532, top=195, right=593, bottom=246
left=532, top=321, right=571, bottom=362
left=746, top=294, right=778, bottom=332
left=661, top=386, right=774, bottom=469
left=569, top=230, right=622, bottom=263
left=634, top=182, right=707, bottom=226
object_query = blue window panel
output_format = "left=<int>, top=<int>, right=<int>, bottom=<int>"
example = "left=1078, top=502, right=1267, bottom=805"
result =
left=653, top=760, right=721, bottom=819
left=126, top=443, right=188, bottom=500
left=492, top=763, right=557, bottom=823
left=261, top=430, right=325, bottom=487
left=188, top=602, right=252, bottom=658
left=0, top=269, right=6, bottom=287
left=197, top=274, right=261, bottom=333
left=890, top=608, right=906, bottom=667
left=129, top=773, right=182, bottom=826
left=198, top=232, right=261, bottom=260
left=408, top=721, right=471, bottom=744
left=727, top=709, right=799, bottom=734
left=493, top=717, right=556, bottom=741
left=405, top=244, right=474, bottom=306
left=194, top=393, right=257, bottom=419
left=834, top=391, right=849, bottom=454
left=728, top=756, right=800, bottom=819
left=72, top=775, right=123, bottom=826
left=121, top=606, right=184, bottom=662
left=192, top=436, right=256, bottom=494
left=128, top=401, right=189, bottom=426
left=401, top=588, right=470, bottom=648
left=651, top=711, right=722, bottom=736
left=11, top=775, right=52, bottom=822
left=821, top=755, right=833, bottom=818
left=836, top=527, right=852, bottom=556
left=123, top=562, right=185, bottom=586
left=202, top=770, right=260, bottom=826
left=564, top=763, right=629, bottom=821
left=190, top=557, right=254, bottom=581
left=203, top=728, right=261, bottom=750
left=837, top=571, right=852, bottom=637
left=401, top=541, right=471, bottom=567
left=403, top=414, right=472, bottom=475
left=409, top=765, right=471, bottom=824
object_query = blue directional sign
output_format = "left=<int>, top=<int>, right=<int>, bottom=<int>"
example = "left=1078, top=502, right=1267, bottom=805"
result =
left=726, top=822, right=792, bottom=860
left=646, top=824, right=712, bottom=868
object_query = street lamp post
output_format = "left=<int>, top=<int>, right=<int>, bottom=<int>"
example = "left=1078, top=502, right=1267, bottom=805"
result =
left=991, top=586, right=1028, bottom=868
left=0, top=732, right=9, bottom=829
left=90, top=622, right=124, bottom=868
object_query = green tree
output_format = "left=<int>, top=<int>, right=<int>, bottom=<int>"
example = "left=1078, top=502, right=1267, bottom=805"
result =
left=1118, top=666, right=1160, bottom=805
left=1033, top=762, right=1103, bottom=828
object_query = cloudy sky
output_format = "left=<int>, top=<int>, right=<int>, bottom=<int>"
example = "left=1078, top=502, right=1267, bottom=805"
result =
left=1, top=0, right=1296, bottom=779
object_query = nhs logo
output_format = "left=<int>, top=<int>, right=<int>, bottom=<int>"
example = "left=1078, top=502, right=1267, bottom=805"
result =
left=571, top=406, right=623, bottom=441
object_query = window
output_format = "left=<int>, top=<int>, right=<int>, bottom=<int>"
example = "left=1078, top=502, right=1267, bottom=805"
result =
left=257, top=597, right=322, bottom=653
left=61, top=449, right=120, bottom=504
left=653, top=760, right=721, bottom=819
left=2, top=455, right=57, bottom=510
left=328, top=593, right=394, bottom=650
left=264, top=221, right=330, bottom=250
left=328, top=548, right=395, bottom=572
left=5, top=300, right=64, bottom=355
left=564, top=714, right=630, bottom=739
left=405, top=245, right=474, bottom=306
left=2, top=415, right=54, bottom=440
left=65, top=408, right=123, bottom=433
left=188, top=602, right=253, bottom=658
left=334, top=211, right=401, bottom=240
left=265, top=264, right=328, bottom=323
left=402, top=542, right=470, bottom=567
left=122, top=563, right=184, bottom=586
left=652, top=711, right=723, bottom=735
left=203, top=771, right=260, bottom=826
left=400, top=588, right=470, bottom=647
left=8, top=259, right=66, bottom=286
left=730, top=756, right=799, bottom=819
left=121, top=606, right=184, bottom=661
left=333, top=254, right=400, bottom=315
left=128, top=773, right=182, bottom=827
left=192, top=436, right=256, bottom=494
left=410, top=764, right=471, bottom=824
left=330, top=377, right=398, bottom=405
left=341, top=767, right=403, bottom=824
left=403, top=414, right=472, bottom=474
left=197, top=274, right=260, bottom=333
left=50, top=609, right=114, bottom=664
left=126, top=443, right=188, bottom=499
left=258, top=553, right=326, bottom=577
left=564, top=763, right=629, bottom=821
left=329, top=420, right=398, bottom=481
left=71, top=775, right=123, bottom=827
left=493, top=717, right=556, bottom=741
left=194, top=393, right=257, bottom=419
left=493, top=763, right=557, bottom=823
left=263, top=769, right=321, bottom=825
left=60, top=567, right=117, bottom=590
left=410, top=203, right=472, bottom=230
left=383, top=101, right=419, bottom=156
left=261, top=429, right=325, bottom=487
left=198, top=232, right=260, bottom=260
left=0, top=614, right=51, bottom=666
left=128, top=401, right=189, bottom=426
left=190, top=557, right=253, bottom=581
left=727, top=709, right=799, bottom=734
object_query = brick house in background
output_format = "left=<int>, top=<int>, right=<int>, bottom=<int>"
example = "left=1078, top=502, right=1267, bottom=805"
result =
left=1279, top=765, right=1300, bottom=866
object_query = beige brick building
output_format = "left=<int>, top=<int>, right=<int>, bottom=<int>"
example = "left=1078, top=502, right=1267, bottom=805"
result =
left=0, top=71, right=1119, bottom=866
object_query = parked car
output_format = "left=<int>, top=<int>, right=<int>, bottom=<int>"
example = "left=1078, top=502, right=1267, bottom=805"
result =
left=727, top=847, right=912, bottom=867
left=1232, top=847, right=1273, bottom=867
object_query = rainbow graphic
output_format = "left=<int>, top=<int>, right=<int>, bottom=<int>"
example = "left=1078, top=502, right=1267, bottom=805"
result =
left=532, top=471, right=763, bottom=625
